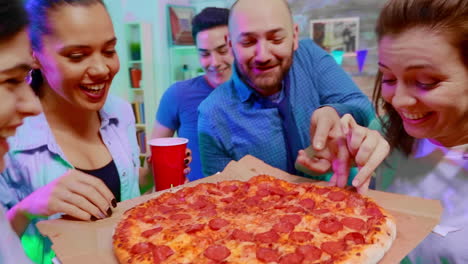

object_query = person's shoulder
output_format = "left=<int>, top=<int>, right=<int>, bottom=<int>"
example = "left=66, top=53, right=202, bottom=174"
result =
left=7, top=113, right=49, bottom=151
left=198, top=80, right=233, bottom=113
left=293, top=39, right=328, bottom=68
left=170, top=76, right=206, bottom=90
left=101, top=94, right=134, bottom=124
left=103, top=94, right=131, bottom=111
left=297, top=39, right=325, bottom=54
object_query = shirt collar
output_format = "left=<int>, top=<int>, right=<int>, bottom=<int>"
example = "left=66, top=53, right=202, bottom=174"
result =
left=232, top=63, right=256, bottom=103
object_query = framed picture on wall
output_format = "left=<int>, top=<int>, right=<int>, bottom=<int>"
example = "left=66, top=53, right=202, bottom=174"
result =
left=309, top=17, right=359, bottom=55
left=167, top=5, right=196, bottom=45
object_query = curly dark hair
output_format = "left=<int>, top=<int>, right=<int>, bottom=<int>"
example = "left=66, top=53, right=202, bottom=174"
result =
left=372, top=0, right=468, bottom=155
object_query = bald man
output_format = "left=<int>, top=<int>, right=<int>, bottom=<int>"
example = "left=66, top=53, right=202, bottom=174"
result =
left=198, top=0, right=374, bottom=186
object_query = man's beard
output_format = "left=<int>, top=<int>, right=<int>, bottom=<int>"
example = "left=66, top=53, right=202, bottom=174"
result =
left=234, top=47, right=294, bottom=95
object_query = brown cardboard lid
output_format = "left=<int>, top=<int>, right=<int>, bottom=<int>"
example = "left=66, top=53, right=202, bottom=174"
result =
left=37, top=155, right=442, bottom=264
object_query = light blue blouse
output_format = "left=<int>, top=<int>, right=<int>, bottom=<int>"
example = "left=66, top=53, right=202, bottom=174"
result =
left=0, top=95, right=141, bottom=264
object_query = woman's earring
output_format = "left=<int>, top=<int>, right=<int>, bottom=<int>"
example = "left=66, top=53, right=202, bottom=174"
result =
left=26, top=69, right=33, bottom=84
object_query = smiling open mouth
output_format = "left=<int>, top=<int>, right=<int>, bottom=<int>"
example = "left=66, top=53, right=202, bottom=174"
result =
left=80, top=83, right=105, bottom=94
left=401, top=112, right=430, bottom=120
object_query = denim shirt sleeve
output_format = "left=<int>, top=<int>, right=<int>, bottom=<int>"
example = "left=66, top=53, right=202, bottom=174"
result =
left=198, top=101, right=233, bottom=177
left=298, top=39, right=375, bottom=126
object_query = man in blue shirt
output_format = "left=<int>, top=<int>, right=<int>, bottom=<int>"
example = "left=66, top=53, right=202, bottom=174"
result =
left=153, top=7, right=233, bottom=181
left=198, top=0, right=375, bottom=186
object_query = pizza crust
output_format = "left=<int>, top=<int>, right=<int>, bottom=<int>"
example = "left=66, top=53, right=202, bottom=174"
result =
left=337, top=212, right=397, bottom=264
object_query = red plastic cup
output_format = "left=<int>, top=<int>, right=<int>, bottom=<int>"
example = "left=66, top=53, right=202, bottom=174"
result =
left=148, top=137, right=188, bottom=191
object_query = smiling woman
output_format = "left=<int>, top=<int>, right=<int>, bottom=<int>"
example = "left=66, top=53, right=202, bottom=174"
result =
left=370, top=0, right=468, bottom=262
left=0, top=1, right=144, bottom=263
left=0, top=0, right=42, bottom=262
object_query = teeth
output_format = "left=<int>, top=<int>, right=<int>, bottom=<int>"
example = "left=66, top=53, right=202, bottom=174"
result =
left=401, top=112, right=427, bottom=120
left=81, top=84, right=105, bottom=91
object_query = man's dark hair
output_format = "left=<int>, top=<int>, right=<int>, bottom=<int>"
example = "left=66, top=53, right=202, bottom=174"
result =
left=191, top=7, right=229, bottom=42
left=0, top=0, right=29, bottom=41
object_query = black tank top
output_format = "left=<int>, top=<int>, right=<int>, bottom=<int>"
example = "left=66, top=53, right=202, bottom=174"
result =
left=77, top=160, right=121, bottom=202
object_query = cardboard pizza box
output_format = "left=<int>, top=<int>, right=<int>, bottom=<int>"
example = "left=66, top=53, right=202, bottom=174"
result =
left=37, top=155, right=443, bottom=264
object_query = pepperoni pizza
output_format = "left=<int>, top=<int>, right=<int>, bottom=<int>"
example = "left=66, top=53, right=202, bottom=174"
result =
left=113, top=175, right=396, bottom=263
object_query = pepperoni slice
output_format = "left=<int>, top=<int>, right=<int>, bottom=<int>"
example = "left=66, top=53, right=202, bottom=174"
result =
left=312, top=208, right=330, bottom=215
left=208, top=218, right=229, bottom=230
left=289, top=231, right=314, bottom=242
left=141, top=227, right=163, bottom=238
left=224, top=203, right=244, bottom=214
left=166, top=197, right=184, bottom=205
left=142, top=215, right=166, bottom=224
left=169, top=213, right=191, bottom=221
left=190, top=196, right=215, bottom=210
left=259, top=201, right=275, bottom=210
left=152, top=245, right=174, bottom=263
left=256, top=188, right=270, bottom=197
left=230, top=229, right=254, bottom=242
left=328, top=191, right=347, bottom=202
left=299, top=198, right=316, bottom=210
left=314, top=187, right=330, bottom=195
left=319, top=216, right=343, bottom=234
left=269, top=187, right=287, bottom=197
left=344, top=232, right=365, bottom=245
left=255, top=230, right=280, bottom=243
left=157, top=205, right=177, bottom=214
left=280, top=214, right=302, bottom=225
left=198, top=208, right=217, bottom=218
left=296, top=245, right=322, bottom=261
left=256, top=247, right=280, bottom=262
left=185, top=223, right=205, bottom=234
left=220, top=196, right=235, bottom=203
left=130, top=242, right=155, bottom=254
left=204, top=245, right=231, bottom=261
left=341, top=217, right=366, bottom=231
left=365, top=207, right=384, bottom=217
left=321, top=240, right=346, bottom=256
left=279, top=253, right=304, bottom=264
left=221, top=184, right=239, bottom=193
left=285, top=206, right=306, bottom=213
left=347, top=194, right=366, bottom=208
left=206, top=188, right=223, bottom=196
left=272, top=222, right=295, bottom=233
left=244, top=196, right=262, bottom=206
